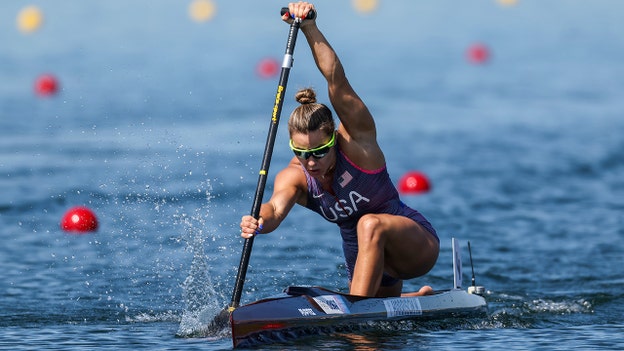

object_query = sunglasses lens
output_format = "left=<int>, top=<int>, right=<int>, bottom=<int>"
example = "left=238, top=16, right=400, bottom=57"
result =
left=292, top=148, right=328, bottom=160
left=290, top=133, right=335, bottom=160
left=312, top=150, right=328, bottom=158
left=293, top=150, right=308, bottom=159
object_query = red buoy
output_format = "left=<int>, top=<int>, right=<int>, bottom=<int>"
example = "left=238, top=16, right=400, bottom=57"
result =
left=398, top=171, right=431, bottom=194
left=35, top=74, right=59, bottom=96
left=256, top=58, right=280, bottom=79
left=466, top=43, right=490, bottom=64
left=61, top=206, right=98, bottom=233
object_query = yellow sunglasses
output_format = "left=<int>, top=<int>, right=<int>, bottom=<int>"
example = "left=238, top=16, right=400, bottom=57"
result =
left=289, top=132, right=336, bottom=160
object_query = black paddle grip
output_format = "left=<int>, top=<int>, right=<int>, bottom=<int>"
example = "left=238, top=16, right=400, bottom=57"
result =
left=281, top=7, right=316, bottom=20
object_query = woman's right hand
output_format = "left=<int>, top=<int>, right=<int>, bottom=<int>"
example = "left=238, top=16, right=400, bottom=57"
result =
left=240, top=215, right=263, bottom=239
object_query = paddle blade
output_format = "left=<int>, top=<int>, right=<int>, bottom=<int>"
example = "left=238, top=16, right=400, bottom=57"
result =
left=208, top=308, right=231, bottom=334
left=176, top=307, right=230, bottom=338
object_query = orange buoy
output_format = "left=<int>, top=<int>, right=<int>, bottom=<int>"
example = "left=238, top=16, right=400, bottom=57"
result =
left=466, top=43, right=490, bottom=64
left=398, top=171, right=431, bottom=194
left=352, top=0, right=379, bottom=14
left=497, top=0, right=519, bottom=6
left=17, top=6, right=43, bottom=34
left=35, top=74, right=59, bottom=96
left=189, top=0, right=216, bottom=22
left=61, top=206, right=99, bottom=233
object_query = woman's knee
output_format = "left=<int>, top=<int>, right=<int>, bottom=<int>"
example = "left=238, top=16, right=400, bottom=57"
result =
left=356, top=214, right=385, bottom=244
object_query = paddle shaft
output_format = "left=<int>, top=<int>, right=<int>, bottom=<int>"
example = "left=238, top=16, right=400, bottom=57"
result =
left=229, top=8, right=315, bottom=310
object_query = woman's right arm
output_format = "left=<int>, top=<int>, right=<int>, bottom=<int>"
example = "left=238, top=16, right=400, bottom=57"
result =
left=240, top=162, right=306, bottom=238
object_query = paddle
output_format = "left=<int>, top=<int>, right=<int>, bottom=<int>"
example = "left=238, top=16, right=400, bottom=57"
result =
left=209, top=7, right=316, bottom=331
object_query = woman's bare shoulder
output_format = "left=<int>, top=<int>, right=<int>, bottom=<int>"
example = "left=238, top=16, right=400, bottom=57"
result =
left=336, top=129, right=386, bottom=170
left=274, top=158, right=307, bottom=187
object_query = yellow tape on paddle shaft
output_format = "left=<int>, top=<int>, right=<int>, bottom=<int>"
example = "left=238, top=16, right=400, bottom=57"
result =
left=271, top=85, right=285, bottom=123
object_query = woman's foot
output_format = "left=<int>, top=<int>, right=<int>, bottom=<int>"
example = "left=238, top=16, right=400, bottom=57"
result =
left=401, top=285, right=434, bottom=297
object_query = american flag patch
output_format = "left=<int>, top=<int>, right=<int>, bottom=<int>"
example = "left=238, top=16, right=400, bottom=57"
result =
left=338, top=171, right=353, bottom=188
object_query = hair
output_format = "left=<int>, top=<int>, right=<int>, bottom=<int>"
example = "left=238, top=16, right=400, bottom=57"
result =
left=287, top=87, right=335, bottom=137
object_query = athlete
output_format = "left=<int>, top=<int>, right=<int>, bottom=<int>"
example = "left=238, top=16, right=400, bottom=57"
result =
left=240, top=2, right=439, bottom=297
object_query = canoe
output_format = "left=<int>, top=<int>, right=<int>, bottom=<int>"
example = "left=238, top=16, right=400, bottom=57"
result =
left=230, top=238, right=487, bottom=348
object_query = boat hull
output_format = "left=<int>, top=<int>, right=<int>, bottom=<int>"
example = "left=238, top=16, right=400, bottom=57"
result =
left=231, top=286, right=487, bottom=348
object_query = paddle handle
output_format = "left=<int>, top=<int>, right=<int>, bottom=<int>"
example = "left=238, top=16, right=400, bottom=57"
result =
left=280, top=7, right=316, bottom=20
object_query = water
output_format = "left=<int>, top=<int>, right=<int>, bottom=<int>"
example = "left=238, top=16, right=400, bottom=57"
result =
left=1, top=0, right=623, bottom=350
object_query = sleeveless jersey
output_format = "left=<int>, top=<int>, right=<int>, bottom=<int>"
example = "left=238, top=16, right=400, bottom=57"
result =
left=302, top=143, right=438, bottom=280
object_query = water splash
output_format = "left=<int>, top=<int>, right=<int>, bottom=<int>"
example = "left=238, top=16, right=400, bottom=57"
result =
left=486, top=291, right=595, bottom=329
left=125, top=310, right=180, bottom=323
left=175, top=181, right=229, bottom=338
left=526, top=298, right=593, bottom=314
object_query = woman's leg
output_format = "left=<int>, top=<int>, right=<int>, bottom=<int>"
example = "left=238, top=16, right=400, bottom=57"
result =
left=349, top=213, right=439, bottom=297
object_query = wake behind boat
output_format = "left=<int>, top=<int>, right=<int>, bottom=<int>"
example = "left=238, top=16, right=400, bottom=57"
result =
left=230, top=238, right=487, bottom=348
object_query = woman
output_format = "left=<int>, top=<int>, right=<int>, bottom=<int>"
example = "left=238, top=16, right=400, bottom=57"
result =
left=240, top=2, right=439, bottom=298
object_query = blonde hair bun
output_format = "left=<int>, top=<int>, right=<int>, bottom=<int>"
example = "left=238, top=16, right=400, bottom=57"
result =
left=295, top=88, right=317, bottom=104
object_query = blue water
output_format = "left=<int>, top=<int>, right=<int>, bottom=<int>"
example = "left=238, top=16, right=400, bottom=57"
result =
left=2, top=1, right=623, bottom=350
